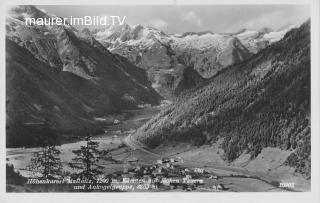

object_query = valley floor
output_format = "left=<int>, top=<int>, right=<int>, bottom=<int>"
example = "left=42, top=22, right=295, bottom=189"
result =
left=6, top=105, right=310, bottom=192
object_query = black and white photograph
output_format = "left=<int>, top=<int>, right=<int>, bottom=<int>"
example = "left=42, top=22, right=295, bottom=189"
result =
left=1, top=0, right=320, bottom=202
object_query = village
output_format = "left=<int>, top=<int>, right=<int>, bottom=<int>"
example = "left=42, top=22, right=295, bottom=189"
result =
left=96, top=121, right=228, bottom=192
left=108, top=156, right=227, bottom=192
left=7, top=115, right=290, bottom=192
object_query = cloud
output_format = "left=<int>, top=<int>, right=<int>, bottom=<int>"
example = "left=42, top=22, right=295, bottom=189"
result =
left=225, top=10, right=294, bottom=32
left=180, top=11, right=202, bottom=26
left=148, top=18, right=168, bottom=29
left=244, top=11, right=286, bottom=28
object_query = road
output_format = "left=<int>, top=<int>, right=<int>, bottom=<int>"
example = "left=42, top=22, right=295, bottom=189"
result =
left=123, top=134, right=162, bottom=158
left=123, top=134, right=293, bottom=192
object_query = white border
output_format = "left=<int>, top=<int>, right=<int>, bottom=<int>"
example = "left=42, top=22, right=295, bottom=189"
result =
left=0, top=0, right=319, bottom=203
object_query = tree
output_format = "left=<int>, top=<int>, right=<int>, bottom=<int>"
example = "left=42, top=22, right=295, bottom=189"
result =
left=69, top=135, right=104, bottom=180
left=27, top=145, right=62, bottom=179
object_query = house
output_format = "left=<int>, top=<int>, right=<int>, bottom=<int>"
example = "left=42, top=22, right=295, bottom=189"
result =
left=127, top=157, right=139, bottom=163
left=177, top=157, right=184, bottom=163
left=212, top=185, right=218, bottom=190
left=123, top=167, right=129, bottom=173
left=217, top=184, right=224, bottom=190
left=209, top=175, right=218, bottom=180
left=113, top=119, right=120, bottom=124
left=212, top=184, right=224, bottom=191
left=152, top=167, right=168, bottom=176
left=162, top=157, right=170, bottom=163
left=170, top=158, right=176, bottom=163
left=152, top=171, right=165, bottom=177
left=185, top=184, right=196, bottom=191
left=125, top=171, right=137, bottom=178
left=165, top=163, right=171, bottom=168
left=167, top=169, right=180, bottom=177
left=134, top=166, right=141, bottom=172
left=162, top=180, right=171, bottom=186
left=129, top=171, right=136, bottom=176
left=156, top=167, right=164, bottom=173
left=150, top=165, right=157, bottom=170
left=156, top=159, right=163, bottom=164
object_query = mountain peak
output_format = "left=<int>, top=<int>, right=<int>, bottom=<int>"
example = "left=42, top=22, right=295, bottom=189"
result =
left=8, top=5, right=49, bottom=19
left=179, top=30, right=214, bottom=38
left=132, top=24, right=144, bottom=29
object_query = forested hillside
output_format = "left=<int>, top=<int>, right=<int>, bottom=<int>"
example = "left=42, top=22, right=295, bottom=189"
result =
left=133, top=20, right=311, bottom=176
left=6, top=6, right=161, bottom=147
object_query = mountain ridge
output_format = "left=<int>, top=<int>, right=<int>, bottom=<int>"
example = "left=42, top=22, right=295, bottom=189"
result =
left=6, top=5, right=162, bottom=147
left=132, top=20, right=311, bottom=176
left=93, top=22, right=297, bottom=98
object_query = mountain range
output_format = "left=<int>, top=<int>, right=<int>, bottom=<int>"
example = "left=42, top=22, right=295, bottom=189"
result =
left=93, top=23, right=296, bottom=98
left=132, top=20, right=310, bottom=176
left=6, top=6, right=161, bottom=147
left=6, top=5, right=310, bottom=178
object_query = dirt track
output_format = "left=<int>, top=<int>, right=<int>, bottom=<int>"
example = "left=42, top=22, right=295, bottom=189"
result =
left=123, top=134, right=293, bottom=192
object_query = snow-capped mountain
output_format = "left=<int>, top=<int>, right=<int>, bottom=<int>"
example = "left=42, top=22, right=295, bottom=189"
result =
left=169, top=32, right=250, bottom=77
left=6, top=6, right=161, bottom=147
left=6, top=6, right=106, bottom=79
left=93, top=24, right=252, bottom=97
left=93, top=23, right=296, bottom=98
left=234, top=24, right=296, bottom=53
left=132, top=20, right=310, bottom=176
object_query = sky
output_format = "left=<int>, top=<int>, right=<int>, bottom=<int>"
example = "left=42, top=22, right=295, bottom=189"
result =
left=37, top=5, right=310, bottom=34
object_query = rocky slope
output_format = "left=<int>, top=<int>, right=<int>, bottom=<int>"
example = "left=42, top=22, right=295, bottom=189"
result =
left=234, top=24, right=296, bottom=53
left=132, top=20, right=311, bottom=176
left=94, top=25, right=252, bottom=98
left=6, top=6, right=161, bottom=147
left=93, top=24, right=295, bottom=98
